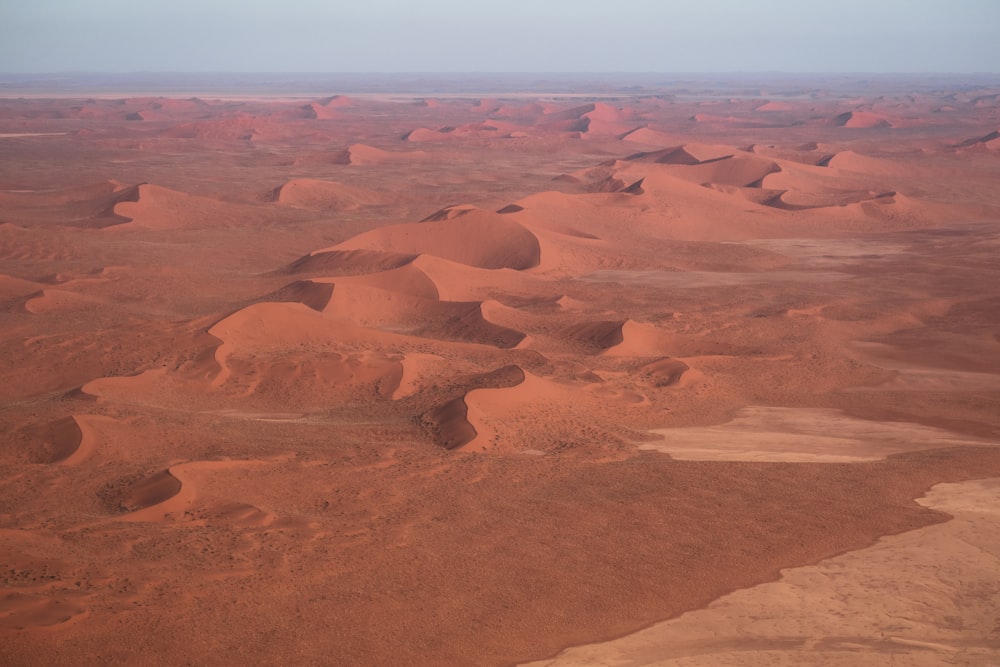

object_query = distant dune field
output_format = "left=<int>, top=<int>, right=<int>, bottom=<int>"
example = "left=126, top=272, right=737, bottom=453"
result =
left=1, top=74, right=999, bottom=666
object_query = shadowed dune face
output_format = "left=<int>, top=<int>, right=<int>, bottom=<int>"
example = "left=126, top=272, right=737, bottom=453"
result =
left=2, top=76, right=1000, bottom=666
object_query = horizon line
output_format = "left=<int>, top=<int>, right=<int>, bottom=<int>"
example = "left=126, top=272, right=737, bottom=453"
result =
left=3, top=70, right=1000, bottom=77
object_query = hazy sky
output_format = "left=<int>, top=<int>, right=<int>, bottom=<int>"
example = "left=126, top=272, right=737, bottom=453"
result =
left=1, top=0, right=998, bottom=73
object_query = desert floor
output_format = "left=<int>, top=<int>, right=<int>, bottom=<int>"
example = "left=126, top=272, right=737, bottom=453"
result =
left=1, top=74, right=999, bottom=666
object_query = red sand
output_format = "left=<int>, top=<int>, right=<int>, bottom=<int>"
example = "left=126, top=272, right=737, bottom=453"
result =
left=1, top=75, right=1000, bottom=666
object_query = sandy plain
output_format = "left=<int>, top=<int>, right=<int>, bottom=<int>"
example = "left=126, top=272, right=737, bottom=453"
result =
left=1, top=74, right=999, bottom=665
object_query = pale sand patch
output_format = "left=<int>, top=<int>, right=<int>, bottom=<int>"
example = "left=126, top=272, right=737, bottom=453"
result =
left=736, top=237, right=909, bottom=266
left=641, top=406, right=995, bottom=462
left=524, top=476, right=1000, bottom=667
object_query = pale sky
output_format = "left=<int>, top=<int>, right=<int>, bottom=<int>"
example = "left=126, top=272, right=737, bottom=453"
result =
left=1, top=0, right=997, bottom=73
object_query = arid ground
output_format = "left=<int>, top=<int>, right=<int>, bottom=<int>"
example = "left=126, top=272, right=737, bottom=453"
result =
left=1, top=74, right=999, bottom=666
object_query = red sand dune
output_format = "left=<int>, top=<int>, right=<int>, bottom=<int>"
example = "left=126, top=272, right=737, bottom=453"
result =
left=821, top=150, right=908, bottom=175
left=831, top=110, right=895, bottom=128
left=205, top=301, right=408, bottom=402
left=402, top=127, right=453, bottom=142
left=282, top=249, right=419, bottom=277
left=333, top=143, right=427, bottom=165
left=260, top=279, right=335, bottom=312
left=311, top=277, right=525, bottom=349
left=109, top=183, right=278, bottom=230
left=420, top=203, right=481, bottom=221
left=269, top=178, right=391, bottom=210
left=957, top=129, right=1000, bottom=150
left=619, top=126, right=678, bottom=146
left=3, top=79, right=1000, bottom=667
left=0, top=180, right=140, bottom=228
left=0, top=274, right=44, bottom=304
left=321, top=210, right=542, bottom=270
left=755, top=100, right=797, bottom=112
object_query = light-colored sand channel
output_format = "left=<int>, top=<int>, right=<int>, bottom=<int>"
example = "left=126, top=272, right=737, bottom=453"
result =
left=640, top=406, right=996, bottom=462
left=525, top=476, right=1000, bottom=666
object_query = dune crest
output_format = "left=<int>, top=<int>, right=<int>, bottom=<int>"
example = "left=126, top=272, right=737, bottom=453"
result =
left=327, top=210, right=542, bottom=270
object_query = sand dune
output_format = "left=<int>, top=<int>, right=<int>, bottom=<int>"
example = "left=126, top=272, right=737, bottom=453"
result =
left=578, top=103, right=642, bottom=136
left=19, top=288, right=103, bottom=314
left=0, top=593, right=89, bottom=631
left=461, top=369, right=644, bottom=452
left=422, top=365, right=527, bottom=449
left=957, top=128, right=1000, bottom=149
left=0, top=180, right=139, bottom=228
left=110, top=183, right=279, bottom=230
left=831, top=110, right=894, bottom=128
left=627, top=146, right=705, bottom=165
left=207, top=302, right=408, bottom=400
left=619, top=126, right=679, bottom=146
left=18, top=414, right=92, bottom=464
left=401, top=122, right=517, bottom=142
left=392, top=352, right=448, bottom=400
left=402, top=127, right=453, bottom=142
left=626, top=143, right=736, bottom=165
left=325, top=261, right=440, bottom=300
left=637, top=357, right=691, bottom=388
left=282, top=249, right=419, bottom=277
left=409, top=253, right=542, bottom=301
left=754, top=100, right=796, bottom=112
left=541, top=103, right=597, bottom=122
left=491, top=101, right=545, bottom=118
left=325, top=209, right=542, bottom=270
left=80, top=369, right=195, bottom=406
left=121, top=459, right=280, bottom=526
left=333, top=143, right=426, bottom=165
left=315, top=278, right=525, bottom=349
left=421, top=396, right=477, bottom=449
left=0, top=274, right=44, bottom=305
left=821, top=149, right=907, bottom=174
left=656, top=154, right=782, bottom=188
left=299, top=102, right=339, bottom=120
left=756, top=160, right=897, bottom=209
left=4, top=79, right=1000, bottom=667
left=269, top=178, right=390, bottom=211
left=605, top=320, right=680, bottom=357
left=420, top=203, right=481, bottom=221
left=122, top=469, right=187, bottom=520
left=0, top=546, right=90, bottom=629
left=559, top=320, right=626, bottom=351
left=314, top=95, right=353, bottom=109
left=260, top=279, right=334, bottom=312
